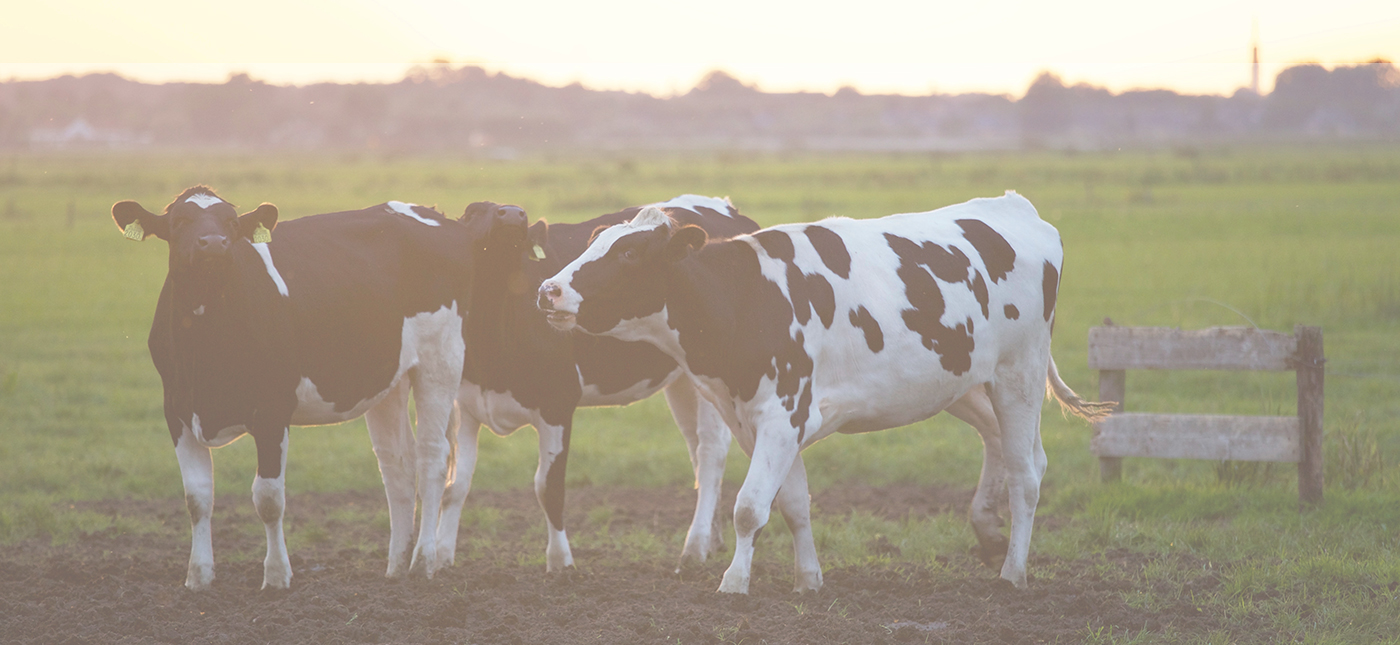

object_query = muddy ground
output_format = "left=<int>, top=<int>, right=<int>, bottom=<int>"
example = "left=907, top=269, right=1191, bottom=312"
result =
left=1, top=484, right=1227, bottom=644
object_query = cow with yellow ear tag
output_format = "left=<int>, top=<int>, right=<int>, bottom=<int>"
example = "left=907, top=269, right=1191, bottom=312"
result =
left=114, top=185, right=479, bottom=591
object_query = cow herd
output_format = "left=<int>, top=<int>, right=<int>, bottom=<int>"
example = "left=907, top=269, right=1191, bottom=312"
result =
left=113, top=186, right=1111, bottom=594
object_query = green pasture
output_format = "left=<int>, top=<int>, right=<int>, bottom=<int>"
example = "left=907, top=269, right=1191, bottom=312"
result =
left=1, top=148, right=1398, bottom=642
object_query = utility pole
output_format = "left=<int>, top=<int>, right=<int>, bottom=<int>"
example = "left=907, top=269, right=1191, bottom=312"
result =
left=1250, top=19, right=1261, bottom=95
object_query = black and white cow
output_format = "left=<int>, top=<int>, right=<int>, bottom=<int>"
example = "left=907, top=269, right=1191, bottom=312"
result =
left=435, top=196, right=759, bottom=572
left=538, top=192, right=1113, bottom=593
left=113, top=187, right=471, bottom=589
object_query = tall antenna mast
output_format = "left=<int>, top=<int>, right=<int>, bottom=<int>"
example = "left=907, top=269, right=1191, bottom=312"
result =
left=1250, top=18, right=1261, bottom=94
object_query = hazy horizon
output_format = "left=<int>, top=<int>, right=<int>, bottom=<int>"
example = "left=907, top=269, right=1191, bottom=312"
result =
left=4, top=0, right=1398, bottom=98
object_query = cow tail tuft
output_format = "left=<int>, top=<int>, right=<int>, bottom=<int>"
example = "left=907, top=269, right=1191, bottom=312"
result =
left=1045, top=355, right=1117, bottom=422
left=444, top=401, right=460, bottom=487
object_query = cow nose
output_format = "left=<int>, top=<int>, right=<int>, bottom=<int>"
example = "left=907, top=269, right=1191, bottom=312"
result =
left=499, top=205, right=526, bottom=226
left=196, top=234, right=229, bottom=254
left=538, top=282, right=561, bottom=310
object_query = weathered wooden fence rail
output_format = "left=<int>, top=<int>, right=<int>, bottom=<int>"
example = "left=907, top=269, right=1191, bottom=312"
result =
left=1088, top=324, right=1325, bottom=507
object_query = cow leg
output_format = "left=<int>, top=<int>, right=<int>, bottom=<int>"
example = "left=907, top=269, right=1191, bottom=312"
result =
left=988, top=357, right=1050, bottom=590
left=775, top=453, right=822, bottom=593
left=719, top=421, right=800, bottom=594
left=365, top=380, right=416, bottom=578
left=174, top=422, right=216, bottom=590
left=664, top=375, right=730, bottom=568
left=251, top=427, right=292, bottom=590
left=534, top=420, right=574, bottom=571
left=407, top=376, right=457, bottom=579
left=944, top=385, right=1009, bottom=569
left=437, top=404, right=481, bottom=566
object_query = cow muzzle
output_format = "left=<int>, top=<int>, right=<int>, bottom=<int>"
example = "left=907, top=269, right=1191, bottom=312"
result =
left=537, top=281, right=576, bottom=330
left=196, top=234, right=231, bottom=256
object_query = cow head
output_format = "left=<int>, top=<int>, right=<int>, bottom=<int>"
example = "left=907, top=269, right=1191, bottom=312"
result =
left=537, top=206, right=706, bottom=334
left=113, top=186, right=279, bottom=275
left=459, top=201, right=529, bottom=251
left=458, top=200, right=540, bottom=288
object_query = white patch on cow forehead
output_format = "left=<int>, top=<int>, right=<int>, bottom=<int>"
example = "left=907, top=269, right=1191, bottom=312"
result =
left=590, top=224, right=644, bottom=255
left=552, top=223, right=645, bottom=295
left=185, top=193, right=224, bottom=209
left=386, top=200, right=441, bottom=227
left=626, top=206, right=672, bottom=230
left=648, top=194, right=734, bottom=216
left=252, top=242, right=290, bottom=297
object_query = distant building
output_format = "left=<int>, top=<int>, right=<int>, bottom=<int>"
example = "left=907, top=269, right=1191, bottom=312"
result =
left=28, top=118, right=150, bottom=148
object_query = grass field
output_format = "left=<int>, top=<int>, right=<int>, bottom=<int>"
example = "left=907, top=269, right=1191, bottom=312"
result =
left=1, top=147, right=1398, bottom=642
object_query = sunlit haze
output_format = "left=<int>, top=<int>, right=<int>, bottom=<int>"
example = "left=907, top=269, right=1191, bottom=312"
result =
left=3, top=0, right=1398, bottom=96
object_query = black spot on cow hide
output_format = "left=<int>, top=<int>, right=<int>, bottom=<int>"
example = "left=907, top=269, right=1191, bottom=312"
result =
left=756, top=229, right=836, bottom=329
left=1042, top=260, right=1059, bottom=322
left=970, top=270, right=989, bottom=319
left=884, top=233, right=975, bottom=375
left=754, top=229, right=794, bottom=262
left=956, top=219, right=1016, bottom=283
left=668, top=239, right=814, bottom=433
left=804, top=225, right=851, bottom=279
left=807, top=274, right=835, bottom=329
left=848, top=306, right=884, bottom=353
left=1004, top=304, right=1020, bottom=320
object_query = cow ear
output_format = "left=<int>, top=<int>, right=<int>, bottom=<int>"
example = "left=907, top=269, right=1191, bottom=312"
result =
left=112, top=200, right=168, bottom=241
left=526, top=219, right=550, bottom=260
left=666, top=225, right=708, bottom=262
left=237, top=203, right=279, bottom=243
left=459, top=201, right=495, bottom=222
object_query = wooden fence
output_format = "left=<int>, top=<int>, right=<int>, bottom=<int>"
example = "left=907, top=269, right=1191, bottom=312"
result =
left=1087, top=323, right=1325, bottom=507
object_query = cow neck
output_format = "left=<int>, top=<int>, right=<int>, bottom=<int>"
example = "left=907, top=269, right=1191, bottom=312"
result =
left=165, top=245, right=279, bottom=417
left=661, top=238, right=747, bottom=375
left=465, top=242, right=536, bottom=376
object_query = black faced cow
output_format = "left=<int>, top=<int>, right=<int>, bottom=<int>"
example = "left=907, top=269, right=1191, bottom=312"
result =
left=114, top=187, right=471, bottom=589
left=538, top=192, right=1113, bottom=593
left=434, top=196, right=760, bottom=573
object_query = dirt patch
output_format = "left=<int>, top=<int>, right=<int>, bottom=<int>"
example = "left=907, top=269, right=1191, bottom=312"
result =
left=3, top=486, right=1223, bottom=644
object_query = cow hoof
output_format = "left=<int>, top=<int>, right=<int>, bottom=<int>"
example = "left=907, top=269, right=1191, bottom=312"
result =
left=436, top=543, right=459, bottom=568
left=407, top=556, right=435, bottom=579
left=676, top=543, right=710, bottom=571
left=717, top=571, right=750, bottom=594
left=409, top=543, right=440, bottom=579
left=996, top=573, right=1029, bottom=590
left=792, top=569, right=823, bottom=594
left=185, top=565, right=214, bottom=591
left=545, top=552, right=574, bottom=573
left=973, top=537, right=1009, bottom=570
left=262, top=557, right=292, bottom=590
left=545, top=565, right=580, bottom=584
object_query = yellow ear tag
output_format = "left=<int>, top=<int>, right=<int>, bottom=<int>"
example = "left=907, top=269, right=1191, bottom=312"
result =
left=531, top=243, right=546, bottom=260
left=123, top=221, right=145, bottom=241
left=252, top=224, right=272, bottom=244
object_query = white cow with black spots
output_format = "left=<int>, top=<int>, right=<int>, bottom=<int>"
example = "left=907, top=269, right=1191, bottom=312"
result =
left=537, top=191, right=1112, bottom=593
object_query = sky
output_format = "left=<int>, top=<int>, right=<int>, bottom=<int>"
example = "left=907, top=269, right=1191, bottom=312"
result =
left=2, top=0, right=1398, bottom=97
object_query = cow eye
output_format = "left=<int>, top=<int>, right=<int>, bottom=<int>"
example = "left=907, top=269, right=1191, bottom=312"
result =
left=620, top=248, right=639, bottom=263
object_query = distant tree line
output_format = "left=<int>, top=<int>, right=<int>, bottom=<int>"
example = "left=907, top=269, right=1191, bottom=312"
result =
left=2, top=61, right=1396, bottom=152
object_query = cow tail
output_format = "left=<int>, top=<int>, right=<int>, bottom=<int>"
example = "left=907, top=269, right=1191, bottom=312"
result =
left=1045, top=354, right=1116, bottom=422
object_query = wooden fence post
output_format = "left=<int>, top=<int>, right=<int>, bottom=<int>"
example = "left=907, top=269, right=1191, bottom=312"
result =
left=1295, top=325, right=1325, bottom=508
left=1098, top=369, right=1126, bottom=483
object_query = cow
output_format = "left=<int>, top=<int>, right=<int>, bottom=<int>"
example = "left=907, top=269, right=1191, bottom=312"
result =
left=435, top=196, right=759, bottom=573
left=113, top=187, right=471, bottom=590
left=537, top=191, right=1113, bottom=593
